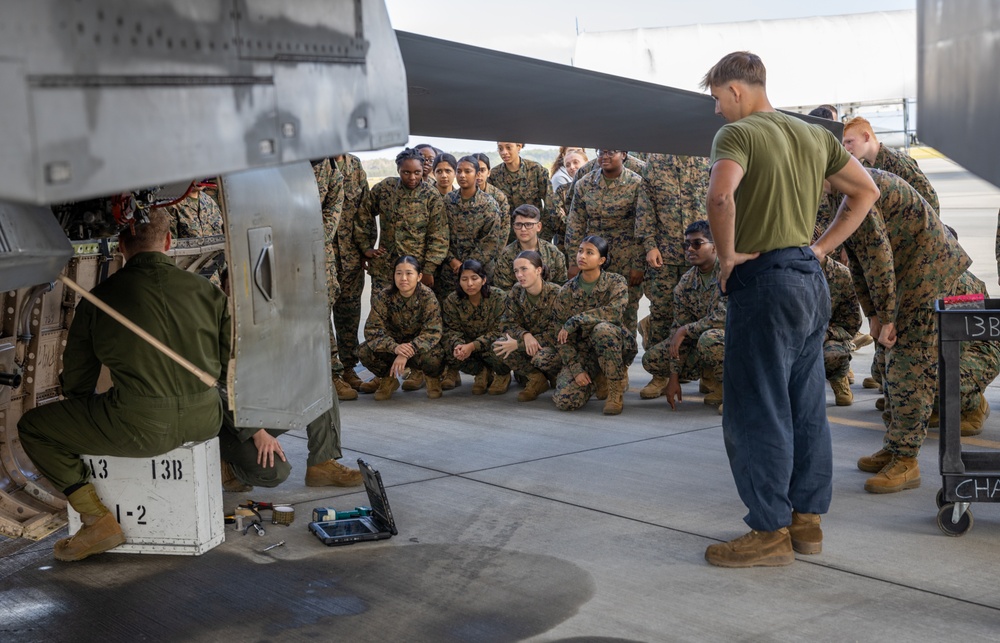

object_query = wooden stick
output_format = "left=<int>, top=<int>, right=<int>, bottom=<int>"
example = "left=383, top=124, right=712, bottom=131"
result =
left=57, top=274, right=218, bottom=388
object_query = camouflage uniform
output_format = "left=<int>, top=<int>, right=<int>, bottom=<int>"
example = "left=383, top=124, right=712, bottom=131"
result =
left=552, top=182, right=573, bottom=251
left=441, top=287, right=509, bottom=376
left=313, top=159, right=347, bottom=376
left=436, top=188, right=502, bottom=298
left=488, top=158, right=557, bottom=244
left=355, top=177, right=449, bottom=291
left=484, top=183, right=512, bottom=252
left=948, top=271, right=1000, bottom=413
left=864, top=143, right=940, bottom=213
left=843, top=168, right=971, bottom=457
left=164, top=189, right=224, bottom=239
left=498, top=282, right=563, bottom=379
left=636, top=154, right=711, bottom=345
left=812, top=191, right=841, bottom=243
left=565, top=167, right=652, bottom=336
left=334, top=154, right=371, bottom=370
left=493, top=239, right=568, bottom=290
left=552, top=271, right=638, bottom=411
left=823, top=257, right=862, bottom=380
left=357, top=283, right=445, bottom=378
left=642, top=263, right=725, bottom=382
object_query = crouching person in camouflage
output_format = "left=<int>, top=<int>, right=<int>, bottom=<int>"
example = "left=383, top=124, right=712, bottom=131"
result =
left=441, top=259, right=511, bottom=395
left=823, top=257, right=862, bottom=406
left=642, top=221, right=726, bottom=409
left=357, top=256, right=446, bottom=401
left=493, top=251, right=563, bottom=401
left=553, top=236, right=638, bottom=415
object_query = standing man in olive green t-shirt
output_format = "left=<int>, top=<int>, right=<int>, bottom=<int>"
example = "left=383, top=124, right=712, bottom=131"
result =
left=699, top=51, right=879, bottom=569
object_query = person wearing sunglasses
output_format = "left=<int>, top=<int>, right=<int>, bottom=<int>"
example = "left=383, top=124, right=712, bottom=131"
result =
left=493, top=204, right=567, bottom=290
left=641, top=220, right=726, bottom=410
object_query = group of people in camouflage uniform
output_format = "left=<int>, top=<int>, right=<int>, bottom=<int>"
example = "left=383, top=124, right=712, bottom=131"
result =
left=165, top=129, right=1000, bottom=496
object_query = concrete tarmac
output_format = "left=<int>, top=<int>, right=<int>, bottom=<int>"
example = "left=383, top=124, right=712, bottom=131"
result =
left=3, top=156, right=1000, bottom=642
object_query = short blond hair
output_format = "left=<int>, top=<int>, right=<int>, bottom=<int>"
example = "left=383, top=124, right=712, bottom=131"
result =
left=119, top=210, right=171, bottom=252
left=843, top=117, right=877, bottom=141
left=700, top=51, right=766, bottom=90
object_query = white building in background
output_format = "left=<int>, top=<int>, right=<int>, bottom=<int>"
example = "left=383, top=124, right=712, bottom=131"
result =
left=573, top=10, right=917, bottom=146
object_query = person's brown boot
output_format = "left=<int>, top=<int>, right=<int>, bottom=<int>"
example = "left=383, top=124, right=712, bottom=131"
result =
left=788, top=511, right=822, bottom=554
left=928, top=407, right=940, bottom=429
left=703, top=373, right=722, bottom=406
left=857, top=448, right=894, bottom=473
left=704, top=528, right=795, bottom=568
left=603, top=378, right=625, bottom=415
left=637, top=314, right=651, bottom=351
left=359, top=376, right=381, bottom=394
left=426, top=376, right=443, bottom=399
left=402, top=369, right=425, bottom=391
left=441, top=368, right=462, bottom=391
left=374, top=376, right=399, bottom=401
left=848, top=369, right=855, bottom=384
left=862, top=376, right=880, bottom=390
left=342, top=369, right=364, bottom=391
left=864, top=455, right=921, bottom=493
left=56, top=484, right=126, bottom=561
left=699, top=379, right=711, bottom=394
left=640, top=375, right=669, bottom=399
left=472, top=369, right=491, bottom=395
left=487, top=372, right=511, bottom=395
left=333, top=375, right=359, bottom=401
left=305, top=459, right=364, bottom=487
left=875, top=396, right=885, bottom=411
left=961, top=395, right=990, bottom=436
left=594, top=372, right=609, bottom=400
left=221, top=460, right=253, bottom=492
left=830, top=376, right=853, bottom=406
left=518, top=371, right=551, bottom=402
left=853, top=332, right=874, bottom=350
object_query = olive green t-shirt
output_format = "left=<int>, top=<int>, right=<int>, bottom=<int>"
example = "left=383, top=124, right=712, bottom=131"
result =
left=710, top=111, right=851, bottom=254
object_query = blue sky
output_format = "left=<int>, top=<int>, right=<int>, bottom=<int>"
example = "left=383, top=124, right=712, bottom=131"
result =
left=360, top=0, right=916, bottom=158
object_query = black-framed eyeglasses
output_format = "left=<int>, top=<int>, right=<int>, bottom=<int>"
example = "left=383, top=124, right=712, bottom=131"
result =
left=682, top=240, right=713, bottom=250
left=596, top=149, right=622, bottom=157
left=512, top=221, right=539, bottom=230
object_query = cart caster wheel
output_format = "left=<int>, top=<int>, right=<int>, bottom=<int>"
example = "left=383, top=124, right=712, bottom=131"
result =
left=936, top=488, right=946, bottom=509
left=937, top=504, right=974, bottom=536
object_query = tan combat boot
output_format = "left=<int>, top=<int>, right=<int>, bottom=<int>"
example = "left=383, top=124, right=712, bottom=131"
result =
left=221, top=460, right=253, bottom=493
left=704, top=528, right=795, bottom=568
left=603, top=378, right=625, bottom=415
left=875, top=397, right=885, bottom=411
left=703, top=373, right=722, bottom=406
left=342, top=369, right=364, bottom=391
left=862, top=376, right=880, bottom=390
left=853, top=332, right=874, bottom=350
left=847, top=369, right=855, bottom=384
left=402, top=369, right=425, bottom=391
left=518, top=371, right=551, bottom=402
left=857, top=448, right=894, bottom=473
left=594, top=372, right=609, bottom=400
left=426, top=376, right=443, bottom=399
left=928, top=407, right=940, bottom=429
left=864, top=455, right=921, bottom=493
left=440, top=368, right=462, bottom=391
left=359, top=376, right=381, bottom=394
left=788, top=511, right=822, bottom=554
left=961, top=394, right=990, bottom=437
left=55, top=484, right=126, bottom=561
left=333, top=375, right=359, bottom=401
left=829, top=376, right=853, bottom=406
left=640, top=375, right=669, bottom=400
left=305, top=459, right=363, bottom=487
left=487, top=372, right=511, bottom=395
left=637, top=315, right=651, bottom=351
left=472, top=369, right=491, bottom=395
left=374, top=376, right=399, bottom=401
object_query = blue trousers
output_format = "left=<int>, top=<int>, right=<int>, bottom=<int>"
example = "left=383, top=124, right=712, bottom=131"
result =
left=722, top=247, right=833, bottom=532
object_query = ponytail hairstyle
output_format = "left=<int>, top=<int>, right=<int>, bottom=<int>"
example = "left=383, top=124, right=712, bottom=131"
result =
left=581, top=234, right=609, bottom=270
left=515, top=250, right=549, bottom=282
left=432, top=153, right=457, bottom=172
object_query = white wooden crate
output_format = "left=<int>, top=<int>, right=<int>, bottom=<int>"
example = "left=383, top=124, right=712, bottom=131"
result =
left=67, top=438, right=225, bottom=555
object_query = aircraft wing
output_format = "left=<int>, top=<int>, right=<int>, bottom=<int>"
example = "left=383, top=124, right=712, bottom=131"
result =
left=397, top=30, right=842, bottom=157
